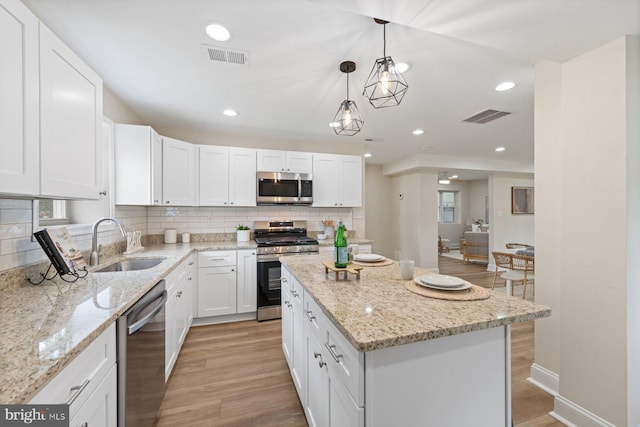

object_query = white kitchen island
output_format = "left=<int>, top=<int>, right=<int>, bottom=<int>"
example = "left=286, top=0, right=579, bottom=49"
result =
left=280, top=255, right=550, bottom=427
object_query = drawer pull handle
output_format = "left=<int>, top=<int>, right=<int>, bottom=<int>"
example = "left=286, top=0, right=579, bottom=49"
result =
left=208, top=258, right=227, bottom=261
left=291, top=290, right=299, bottom=297
left=280, top=277, right=287, bottom=284
left=325, top=343, right=344, bottom=363
left=67, top=379, right=90, bottom=405
left=305, top=310, right=315, bottom=321
left=314, top=352, right=326, bottom=368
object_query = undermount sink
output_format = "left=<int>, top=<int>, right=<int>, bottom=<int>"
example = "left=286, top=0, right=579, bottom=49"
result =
left=94, top=258, right=166, bottom=273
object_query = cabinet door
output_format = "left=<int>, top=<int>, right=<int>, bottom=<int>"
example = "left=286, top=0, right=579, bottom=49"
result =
left=39, top=23, right=103, bottom=199
left=281, top=271, right=293, bottom=365
left=176, top=280, right=189, bottom=348
left=0, top=0, right=39, bottom=196
left=162, top=137, right=196, bottom=206
left=198, top=145, right=229, bottom=206
left=70, top=364, right=117, bottom=427
left=256, top=149, right=286, bottom=172
left=184, top=255, right=196, bottom=326
left=114, top=124, right=161, bottom=205
left=291, top=277, right=305, bottom=400
left=286, top=152, right=313, bottom=174
left=197, top=266, right=237, bottom=317
left=165, top=287, right=178, bottom=381
left=328, top=373, right=364, bottom=427
left=312, top=154, right=339, bottom=207
left=339, top=155, right=362, bottom=207
left=236, top=249, right=257, bottom=313
left=305, top=324, right=328, bottom=427
left=151, top=130, right=163, bottom=205
left=228, top=147, right=256, bottom=206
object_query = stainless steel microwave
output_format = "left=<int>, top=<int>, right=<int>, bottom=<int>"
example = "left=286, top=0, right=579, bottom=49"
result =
left=256, top=172, right=313, bottom=204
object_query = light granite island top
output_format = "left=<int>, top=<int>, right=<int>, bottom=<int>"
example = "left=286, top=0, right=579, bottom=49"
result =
left=0, top=241, right=256, bottom=404
left=280, top=254, right=550, bottom=352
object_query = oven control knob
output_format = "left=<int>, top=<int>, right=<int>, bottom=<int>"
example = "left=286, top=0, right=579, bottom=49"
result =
left=286, top=247, right=291, bottom=252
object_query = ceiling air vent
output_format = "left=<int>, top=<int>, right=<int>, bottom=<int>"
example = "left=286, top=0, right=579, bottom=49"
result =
left=201, top=44, right=249, bottom=66
left=462, top=109, right=511, bottom=124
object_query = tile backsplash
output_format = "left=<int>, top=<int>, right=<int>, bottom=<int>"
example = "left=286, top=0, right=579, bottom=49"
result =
left=0, top=198, right=365, bottom=275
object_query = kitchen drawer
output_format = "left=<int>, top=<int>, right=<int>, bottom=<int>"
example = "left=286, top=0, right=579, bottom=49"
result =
left=30, top=324, right=116, bottom=419
left=326, top=320, right=364, bottom=407
left=303, top=291, right=328, bottom=346
left=198, top=250, right=236, bottom=268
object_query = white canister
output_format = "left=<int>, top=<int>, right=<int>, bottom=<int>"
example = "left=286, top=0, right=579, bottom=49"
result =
left=164, top=229, right=177, bottom=244
left=181, top=232, right=190, bottom=243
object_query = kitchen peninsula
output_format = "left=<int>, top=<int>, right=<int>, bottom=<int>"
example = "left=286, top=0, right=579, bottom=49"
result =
left=280, top=254, right=550, bottom=427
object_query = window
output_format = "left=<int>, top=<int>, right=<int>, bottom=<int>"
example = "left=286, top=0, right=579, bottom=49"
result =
left=438, top=191, right=459, bottom=223
left=37, top=200, right=70, bottom=226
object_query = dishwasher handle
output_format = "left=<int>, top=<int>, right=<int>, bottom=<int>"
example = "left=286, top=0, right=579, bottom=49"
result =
left=128, top=290, right=167, bottom=335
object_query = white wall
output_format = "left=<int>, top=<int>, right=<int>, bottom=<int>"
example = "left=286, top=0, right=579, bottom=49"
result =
left=389, top=171, right=438, bottom=270
left=488, top=173, right=535, bottom=261
left=535, top=36, right=639, bottom=426
left=365, top=165, right=393, bottom=258
left=468, top=180, right=489, bottom=224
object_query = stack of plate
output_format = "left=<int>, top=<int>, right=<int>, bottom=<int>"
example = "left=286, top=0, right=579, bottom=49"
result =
left=415, top=274, right=471, bottom=291
left=353, top=253, right=385, bottom=263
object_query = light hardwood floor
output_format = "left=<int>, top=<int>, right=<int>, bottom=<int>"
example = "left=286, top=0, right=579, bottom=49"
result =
left=156, top=256, right=562, bottom=427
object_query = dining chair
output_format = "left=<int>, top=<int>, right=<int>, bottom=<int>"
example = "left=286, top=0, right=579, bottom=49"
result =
left=505, top=243, right=530, bottom=249
left=491, top=252, right=535, bottom=298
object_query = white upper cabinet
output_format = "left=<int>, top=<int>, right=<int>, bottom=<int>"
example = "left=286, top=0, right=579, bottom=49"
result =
left=0, top=0, right=39, bottom=196
left=257, top=149, right=312, bottom=174
left=39, top=22, right=103, bottom=199
left=162, top=137, right=196, bottom=206
left=312, top=154, right=362, bottom=207
left=199, top=146, right=256, bottom=207
left=114, top=124, right=163, bottom=206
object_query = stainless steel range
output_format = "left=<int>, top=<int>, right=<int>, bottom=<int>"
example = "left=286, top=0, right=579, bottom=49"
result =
left=255, top=220, right=318, bottom=321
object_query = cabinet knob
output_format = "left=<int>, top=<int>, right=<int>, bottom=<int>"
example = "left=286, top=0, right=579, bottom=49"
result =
left=231, top=268, right=235, bottom=272
left=230, top=201, right=234, bottom=205
left=153, top=200, right=159, bottom=204
left=166, top=200, right=170, bottom=204
left=281, top=168, right=285, bottom=171
left=314, top=352, right=326, bottom=368
left=99, top=190, right=107, bottom=196
left=188, top=277, right=192, bottom=280
left=305, top=309, right=315, bottom=321
left=224, top=202, right=227, bottom=205
left=334, top=203, right=338, bottom=206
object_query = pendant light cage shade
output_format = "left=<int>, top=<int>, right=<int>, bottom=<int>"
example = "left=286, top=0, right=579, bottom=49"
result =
left=332, top=60, right=364, bottom=136
left=363, top=56, right=408, bottom=108
left=333, top=99, right=364, bottom=136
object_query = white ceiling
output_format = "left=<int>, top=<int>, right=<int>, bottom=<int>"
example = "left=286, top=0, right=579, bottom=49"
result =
left=23, top=0, right=639, bottom=180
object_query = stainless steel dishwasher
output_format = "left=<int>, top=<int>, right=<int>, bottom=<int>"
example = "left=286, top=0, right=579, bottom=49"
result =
left=117, top=280, right=167, bottom=427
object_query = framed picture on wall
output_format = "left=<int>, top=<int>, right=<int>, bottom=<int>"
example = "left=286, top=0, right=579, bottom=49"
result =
left=512, top=187, right=534, bottom=214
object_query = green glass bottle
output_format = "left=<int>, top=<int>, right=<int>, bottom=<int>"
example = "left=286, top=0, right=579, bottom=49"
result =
left=334, top=221, right=348, bottom=268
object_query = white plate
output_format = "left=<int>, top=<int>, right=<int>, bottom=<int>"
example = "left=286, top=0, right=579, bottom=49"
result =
left=415, top=278, right=472, bottom=291
left=354, top=254, right=385, bottom=262
left=417, top=274, right=464, bottom=288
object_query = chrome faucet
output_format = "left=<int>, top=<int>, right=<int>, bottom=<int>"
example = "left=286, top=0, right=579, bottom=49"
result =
left=90, top=217, right=127, bottom=266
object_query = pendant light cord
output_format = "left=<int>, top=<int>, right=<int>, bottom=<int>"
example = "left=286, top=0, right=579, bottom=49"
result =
left=346, top=72, right=350, bottom=100
left=383, top=23, right=387, bottom=57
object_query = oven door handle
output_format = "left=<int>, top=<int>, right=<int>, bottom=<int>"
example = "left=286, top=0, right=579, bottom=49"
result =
left=297, top=176, right=302, bottom=201
left=258, top=254, right=281, bottom=262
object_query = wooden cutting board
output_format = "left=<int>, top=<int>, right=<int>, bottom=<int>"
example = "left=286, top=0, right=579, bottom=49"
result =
left=323, top=261, right=362, bottom=280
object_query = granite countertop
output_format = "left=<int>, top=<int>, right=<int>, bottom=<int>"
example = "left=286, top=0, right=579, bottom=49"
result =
left=317, top=237, right=373, bottom=246
left=280, top=254, right=551, bottom=352
left=0, top=241, right=257, bottom=404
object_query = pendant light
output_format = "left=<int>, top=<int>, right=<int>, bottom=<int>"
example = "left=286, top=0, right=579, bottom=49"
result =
left=332, top=61, right=364, bottom=136
left=363, top=18, right=408, bottom=109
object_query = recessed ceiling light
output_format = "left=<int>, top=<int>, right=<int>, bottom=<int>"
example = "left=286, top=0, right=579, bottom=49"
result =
left=329, top=122, right=339, bottom=128
left=394, top=62, right=410, bottom=73
left=495, top=81, right=516, bottom=92
left=495, top=146, right=506, bottom=152
left=438, top=179, right=451, bottom=185
left=223, top=109, right=238, bottom=117
left=412, top=129, right=424, bottom=135
left=364, top=152, right=372, bottom=158
left=205, top=23, right=231, bottom=41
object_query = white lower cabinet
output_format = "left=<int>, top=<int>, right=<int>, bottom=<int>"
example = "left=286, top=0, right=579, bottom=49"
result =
left=30, top=324, right=117, bottom=426
left=282, top=265, right=364, bottom=427
left=165, top=255, right=195, bottom=381
left=196, top=250, right=257, bottom=319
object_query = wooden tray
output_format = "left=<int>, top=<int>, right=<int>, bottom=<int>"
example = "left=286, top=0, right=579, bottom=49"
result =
left=404, top=280, right=490, bottom=301
left=352, top=258, right=394, bottom=267
left=323, top=261, right=362, bottom=280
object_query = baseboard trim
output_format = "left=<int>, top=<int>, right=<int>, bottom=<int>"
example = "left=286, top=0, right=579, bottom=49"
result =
left=528, top=363, right=559, bottom=396
left=192, top=312, right=256, bottom=326
left=550, top=395, right=616, bottom=427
